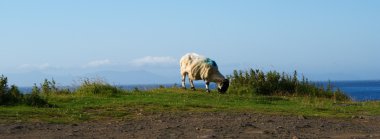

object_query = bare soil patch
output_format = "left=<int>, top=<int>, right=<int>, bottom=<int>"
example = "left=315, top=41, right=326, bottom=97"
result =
left=1, top=112, right=379, bottom=139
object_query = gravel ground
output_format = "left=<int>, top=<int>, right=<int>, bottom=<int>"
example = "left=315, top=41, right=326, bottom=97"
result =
left=1, top=112, right=379, bottom=139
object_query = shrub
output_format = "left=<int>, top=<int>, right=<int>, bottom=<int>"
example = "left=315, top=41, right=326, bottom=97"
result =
left=8, top=85, right=23, bottom=104
left=227, top=69, right=351, bottom=101
left=0, top=75, right=52, bottom=106
left=0, top=75, right=23, bottom=105
left=39, top=78, right=72, bottom=95
left=24, top=94, right=51, bottom=107
left=75, top=78, right=123, bottom=96
left=23, top=83, right=52, bottom=107
left=41, top=79, right=57, bottom=96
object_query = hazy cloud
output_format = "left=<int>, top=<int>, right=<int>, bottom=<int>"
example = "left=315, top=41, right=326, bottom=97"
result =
left=84, top=59, right=111, bottom=68
left=131, top=56, right=177, bottom=66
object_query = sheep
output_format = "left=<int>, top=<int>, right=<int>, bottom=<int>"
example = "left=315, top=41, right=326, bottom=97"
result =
left=180, top=53, right=229, bottom=93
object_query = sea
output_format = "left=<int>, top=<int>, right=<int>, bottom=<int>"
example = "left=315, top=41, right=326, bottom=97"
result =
left=19, top=80, right=380, bottom=101
left=324, top=80, right=380, bottom=101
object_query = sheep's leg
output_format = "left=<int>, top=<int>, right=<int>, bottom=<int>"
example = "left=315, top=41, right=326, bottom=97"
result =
left=189, top=79, right=195, bottom=90
left=205, top=81, right=210, bottom=93
left=181, top=73, right=186, bottom=89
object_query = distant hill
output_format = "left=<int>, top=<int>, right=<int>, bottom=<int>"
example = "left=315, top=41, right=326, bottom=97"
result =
left=83, top=70, right=177, bottom=85
left=5, top=70, right=178, bottom=86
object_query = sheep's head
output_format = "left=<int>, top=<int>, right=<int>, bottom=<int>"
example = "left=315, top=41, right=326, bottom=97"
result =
left=217, top=79, right=229, bottom=93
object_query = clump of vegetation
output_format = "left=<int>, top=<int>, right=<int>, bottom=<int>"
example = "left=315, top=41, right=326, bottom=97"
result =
left=75, top=78, right=124, bottom=96
left=0, top=75, right=51, bottom=107
left=41, top=79, right=57, bottom=96
left=0, top=75, right=23, bottom=105
left=23, top=84, right=52, bottom=107
left=227, top=69, right=351, bottom=101
left=40, top=79, right=71, bottom=96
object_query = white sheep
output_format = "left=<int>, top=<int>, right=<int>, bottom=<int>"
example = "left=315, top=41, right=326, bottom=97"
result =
left=180, top=53, right=229, bottom=93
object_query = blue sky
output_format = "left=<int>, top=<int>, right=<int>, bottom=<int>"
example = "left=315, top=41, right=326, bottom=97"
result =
left=1, top=0, right=379, bottom=86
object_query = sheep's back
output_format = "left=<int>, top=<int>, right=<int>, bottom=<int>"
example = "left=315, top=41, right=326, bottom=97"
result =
left=189, top=59, right=219, bottom=81
left=180, top=53, right=219, bottom=81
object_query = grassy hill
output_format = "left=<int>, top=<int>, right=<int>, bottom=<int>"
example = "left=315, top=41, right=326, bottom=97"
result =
left=1, top=87, right=379, bottom=123
left=1, top=69, right=379, bottom=124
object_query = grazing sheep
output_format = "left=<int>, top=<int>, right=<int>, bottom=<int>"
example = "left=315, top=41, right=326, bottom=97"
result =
left=180, top=53, right=229, bottom=93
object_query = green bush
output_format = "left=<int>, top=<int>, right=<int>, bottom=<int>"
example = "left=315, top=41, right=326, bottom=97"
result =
left=227, top=69, right=351, bottom=101
left=23, top=83, right=52, bottom=107
left=0, top=75, right=24, bottom=105
left=41, top=79, right=56, bottom=96
left=40, top=78, right=72, bottom=95
left=0, top=75, right=52, bottom=107
left=24, top=94, right=50, bottom=107
left=75, top=78, right=124, bottom=96
left=8, top=85, right=23, bottom=104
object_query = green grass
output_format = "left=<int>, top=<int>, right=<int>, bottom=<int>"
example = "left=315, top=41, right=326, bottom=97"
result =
left=1, top=88, right=379, bottom=124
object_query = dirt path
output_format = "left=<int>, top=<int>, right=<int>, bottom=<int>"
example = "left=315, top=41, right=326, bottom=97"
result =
left=1, top=112, right=379, bottom=139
